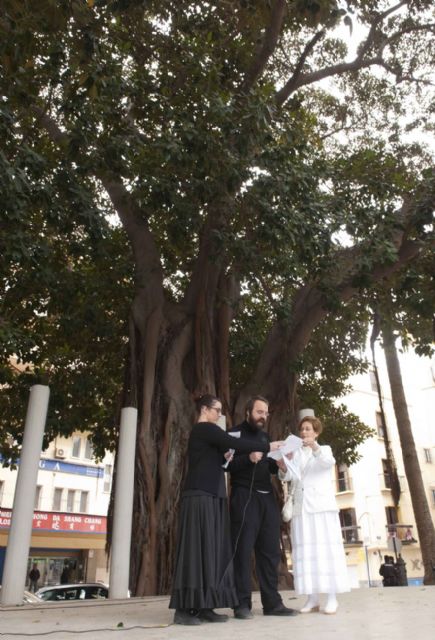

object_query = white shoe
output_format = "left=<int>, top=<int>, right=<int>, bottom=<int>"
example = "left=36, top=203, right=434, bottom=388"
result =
left=300, top=604, right=320, bottom=613
left=300, top=596, right=320, bottom=613
left=324, top=596, right=338, bottom=615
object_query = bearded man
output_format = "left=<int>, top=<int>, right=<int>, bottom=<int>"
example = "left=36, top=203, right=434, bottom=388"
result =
left=227, top=396, right=298, bottom=619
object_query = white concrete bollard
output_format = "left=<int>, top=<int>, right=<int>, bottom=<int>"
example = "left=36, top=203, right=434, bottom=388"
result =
left=1, top=385, right=50, bottom=605
left=109, top=407, right=138, bottom=599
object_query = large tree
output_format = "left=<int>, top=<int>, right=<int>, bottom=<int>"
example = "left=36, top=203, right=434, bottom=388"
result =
left=1, top=1, right=434, bottom=593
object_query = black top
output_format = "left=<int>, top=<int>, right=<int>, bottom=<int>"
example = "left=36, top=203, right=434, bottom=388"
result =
left=227, top=420, right=278, bottom=492
left=183, top=421, right=270, bottom=498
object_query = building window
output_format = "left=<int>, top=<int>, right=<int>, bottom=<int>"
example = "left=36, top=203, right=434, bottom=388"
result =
left=382, top=459, right=391, bottom=489
left=0, top=480, right=4, bottom=506
left=375, top=411, right=385, bottom=438
left=67, top=489, right=76, bottom=512
left=103, top=465, right=113, bottom=493
left=53, top=488, right=63, bottom=511
left=336, top=464, right=351, bottom=492
left=34, top=486, right=42, bottom=510
left=339, top=508, right=359, bottom=543
left=385, top=506, right=398, bottom=531
left=84, top=439, right=93, bottom=460
left=431, top=489, right=435, bottom=507
left=369, top=369, right=378, bottom=392
left=424, top=448, right=432, bottom=463
left=61, top=490, right=89, bottom=513
left=79, top=491, right=88, bottom=513
left=72, top=436, right=82, bottom=458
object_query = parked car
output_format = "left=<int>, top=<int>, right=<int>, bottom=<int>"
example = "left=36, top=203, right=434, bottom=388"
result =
left=0, top=586, right=42, bottom=604
left=23, top=590, right=42, bottom=604
left=36, top=583, right=109, bottom=602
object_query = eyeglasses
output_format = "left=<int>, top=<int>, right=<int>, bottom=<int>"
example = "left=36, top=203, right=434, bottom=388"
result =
left=210, top=406, right=222, bottom=415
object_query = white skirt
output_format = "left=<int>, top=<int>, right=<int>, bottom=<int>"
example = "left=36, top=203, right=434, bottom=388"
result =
left=291, top=510, right=350, bottom=595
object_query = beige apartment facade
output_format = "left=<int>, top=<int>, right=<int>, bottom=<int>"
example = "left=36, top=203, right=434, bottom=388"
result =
left=0, top=432, right=113, bottom=587
left=333, top=345, right=435, bottom=587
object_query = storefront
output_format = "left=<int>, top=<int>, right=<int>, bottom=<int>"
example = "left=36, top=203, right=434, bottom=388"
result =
left=0, top=508, right=108, bottom=586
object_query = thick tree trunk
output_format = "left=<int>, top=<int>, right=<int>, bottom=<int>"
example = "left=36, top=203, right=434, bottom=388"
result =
left=127, top=300, right=205, bottom=595
left=382, top=322, right=435, bottom=585
left=132, top=314, right=194, bottom=595
left=126, top=256, right=239, bottom=594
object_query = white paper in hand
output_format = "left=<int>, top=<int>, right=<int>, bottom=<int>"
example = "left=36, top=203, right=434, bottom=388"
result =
left=267, top=435, right=303, bottom=460
left=268, top=434, right=303, bottom=476
left=222, top=431, right=241, bottom=468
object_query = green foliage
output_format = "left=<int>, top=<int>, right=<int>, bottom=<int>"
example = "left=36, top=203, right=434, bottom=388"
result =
left=318, top=404, right=375, bottom=466
left=1, top=0, right=434, bottom=464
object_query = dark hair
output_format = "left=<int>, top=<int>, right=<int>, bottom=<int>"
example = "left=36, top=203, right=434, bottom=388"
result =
left=196, top=394, right=220, bottom=412
left=298, top=415, right=323, bottom=435
left=245, top=395, right=269, bottom=415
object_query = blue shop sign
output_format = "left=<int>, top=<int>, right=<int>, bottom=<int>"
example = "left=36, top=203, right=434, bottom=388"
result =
left=0, top=455, right=103, bottom=478
left=38, top=459, right=104, bottom=477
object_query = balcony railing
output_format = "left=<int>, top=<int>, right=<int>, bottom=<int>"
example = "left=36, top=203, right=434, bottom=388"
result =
left=386, top=523, right=417, bottom=544
left=341, top=525, right=362, bottom=545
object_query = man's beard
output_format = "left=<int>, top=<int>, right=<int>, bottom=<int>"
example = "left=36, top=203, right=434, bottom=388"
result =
left=247, top=416, right=266, bottom=431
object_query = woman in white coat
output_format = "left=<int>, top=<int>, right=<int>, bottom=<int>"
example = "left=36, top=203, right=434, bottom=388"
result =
left=278, top=416, right=349, bottom=614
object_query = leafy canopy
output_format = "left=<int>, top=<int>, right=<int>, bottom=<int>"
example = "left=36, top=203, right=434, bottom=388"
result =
left=1, top=1, right=434, bottom=462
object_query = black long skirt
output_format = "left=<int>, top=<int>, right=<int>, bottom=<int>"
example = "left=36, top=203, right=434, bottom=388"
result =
left=169, top=492, right=238, bottom=610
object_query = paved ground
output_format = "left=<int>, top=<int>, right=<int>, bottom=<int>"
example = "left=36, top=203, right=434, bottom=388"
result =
left=0, top=587, right=434, bottom=640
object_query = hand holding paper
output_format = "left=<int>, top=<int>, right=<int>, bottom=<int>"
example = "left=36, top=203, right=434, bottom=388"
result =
left=267, top=434, right=303, bottom=460
left=267, top=434, right=303, bottom=475
left=222, top=430, right=241, bottom=469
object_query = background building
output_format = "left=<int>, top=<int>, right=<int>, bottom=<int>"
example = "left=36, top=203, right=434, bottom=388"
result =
left=334, top=345, right=435, bottom=587
left=0, top=433, right=114, bottom=587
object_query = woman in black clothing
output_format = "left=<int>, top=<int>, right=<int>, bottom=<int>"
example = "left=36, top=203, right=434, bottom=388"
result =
left=169, top=394, right=283, bottom=626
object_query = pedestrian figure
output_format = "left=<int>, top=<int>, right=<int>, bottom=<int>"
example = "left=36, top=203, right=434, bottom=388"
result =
left=28, top=564, right=40, bottom=592
left=379, top=555, right=398, bottom=587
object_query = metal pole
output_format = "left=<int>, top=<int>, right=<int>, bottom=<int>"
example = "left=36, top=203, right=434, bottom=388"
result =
left=364, top=545, right=372, bottom=587
left=392, top=536, right=398, bottom=561
left=109, top=407, right=137, bottom=599
left=0, top=385, right=50, bottom=605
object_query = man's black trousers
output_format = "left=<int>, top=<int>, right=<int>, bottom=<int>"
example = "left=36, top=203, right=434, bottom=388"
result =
left=230, top=485, right=282, bottom=611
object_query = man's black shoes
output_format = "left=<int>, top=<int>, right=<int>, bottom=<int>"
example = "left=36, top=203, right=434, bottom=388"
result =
left=234, top=605, right=254, bottom=619
left=263, top=602, right=299, bottom=616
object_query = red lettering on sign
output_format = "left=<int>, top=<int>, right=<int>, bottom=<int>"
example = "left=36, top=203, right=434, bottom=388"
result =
left=0, top=509, right=106, bottom=534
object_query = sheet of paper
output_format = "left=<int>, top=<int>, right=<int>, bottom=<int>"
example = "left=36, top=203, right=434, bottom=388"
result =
left=222, top=431, right=241, bottom=468
left=267, top=434, right=303, bottom=476
left=267, top=434, right=303, bottom=460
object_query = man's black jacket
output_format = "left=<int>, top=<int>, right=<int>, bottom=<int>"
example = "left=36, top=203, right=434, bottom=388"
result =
left=227, top=420, right=278, bottom=492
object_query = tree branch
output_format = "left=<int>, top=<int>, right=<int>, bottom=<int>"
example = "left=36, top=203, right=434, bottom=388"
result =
left=183, top=192, right=235, bottom=312
left=239, top=0, right=287, bottom=94
left=100, top=177, right=164, bottom=294
left=357, top=0, right=409, bottom=61
left=241, top=179, right=434, bottom=406
left=276, top=56, right=383, bottom=105
left=32, top=107, right=164, bottom=296
left=275, top=29, right=325, bottom=101
left=275, top=1, right=433, bottom=105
